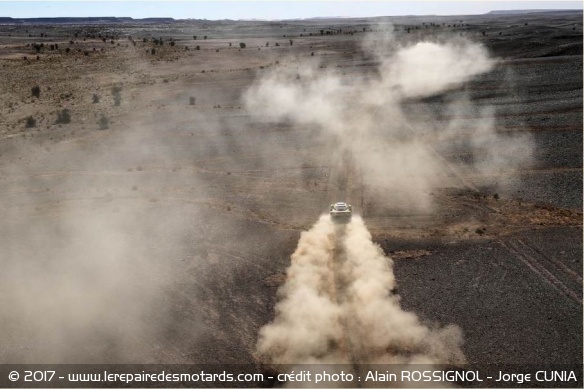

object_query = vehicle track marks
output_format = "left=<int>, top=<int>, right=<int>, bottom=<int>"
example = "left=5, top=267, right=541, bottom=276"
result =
left=499, top=238, right=582, bottom=305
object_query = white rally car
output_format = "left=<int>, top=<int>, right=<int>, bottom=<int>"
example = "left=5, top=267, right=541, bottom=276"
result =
left=330, top=202, right=352, bottom=221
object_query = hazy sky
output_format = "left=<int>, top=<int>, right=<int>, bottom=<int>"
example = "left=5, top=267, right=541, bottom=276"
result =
left=1, top=1, right=582, bottom=20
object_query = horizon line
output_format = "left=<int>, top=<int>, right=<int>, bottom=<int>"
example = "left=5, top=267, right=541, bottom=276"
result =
left=1, top=8, right=582, bottom=22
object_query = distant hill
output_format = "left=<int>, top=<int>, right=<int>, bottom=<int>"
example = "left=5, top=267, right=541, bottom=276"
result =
left=0, top=17, right=175, bottom=24
left=0, top=10, right=582, bottom=24
left=487, top=9, right=582, bottom=15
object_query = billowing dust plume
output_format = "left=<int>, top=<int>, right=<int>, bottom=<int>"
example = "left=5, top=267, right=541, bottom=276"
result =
left=257, top=215, right=465, bottom=368
left=0, top=105, right=221, bottom=363
left=244, top=30, right=534, bottom=212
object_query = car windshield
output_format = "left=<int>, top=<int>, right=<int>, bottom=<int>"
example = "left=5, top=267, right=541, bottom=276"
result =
left=335, top=204, right=347, bottom=210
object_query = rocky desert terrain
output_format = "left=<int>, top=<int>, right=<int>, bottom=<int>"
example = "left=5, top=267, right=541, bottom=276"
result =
left=0, top=9, right=581, bottom=387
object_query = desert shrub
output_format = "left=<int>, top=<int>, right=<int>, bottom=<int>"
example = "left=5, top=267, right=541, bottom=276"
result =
left=265, top=42, right=269, bottom=47
left=195, top=45, right=200, bottom=50
left=98, top=115, right=109, bottom=130
left=111, top=86, right=122, bottom=106
left=275, top=43, right=280, bottom=47
left=31, top=85, right=40, bottom=98
left=92, top=94, right=100, bottom=103
left=311, top=52, right=314, bottom=56
left=170, top=41, right=175, bottom=47
left=65, top=47, right=70, bottom=53
left=204, top=36, right=208, bottom=40
left=239, top=42, right=246, bottom=49
left=56, top=109, right=71, bottom=124
left=25, top=116, right=36, bottom=128
left=189, top=96, right=196, bottom=105
left=151, top=48, right=156, bottom=55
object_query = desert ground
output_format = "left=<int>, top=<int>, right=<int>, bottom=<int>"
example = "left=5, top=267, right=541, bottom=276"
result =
left=0, top=9, right=581, bottom=387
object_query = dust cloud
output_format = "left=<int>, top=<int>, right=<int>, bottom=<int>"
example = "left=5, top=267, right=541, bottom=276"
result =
left=243, top=29, right=534, bottom=212
left=0, top=108, right=211, bottom=363
left=257, top=216, right=345, bottom=364
left=256, top=215, right=465, bottom=371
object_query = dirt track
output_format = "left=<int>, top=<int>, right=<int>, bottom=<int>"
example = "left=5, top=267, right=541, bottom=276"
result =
left=0, top=10, right=581, bottom=374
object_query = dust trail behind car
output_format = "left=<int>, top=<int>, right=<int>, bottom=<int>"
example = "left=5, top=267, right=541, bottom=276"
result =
left=257, top=215, right=465, bottom=382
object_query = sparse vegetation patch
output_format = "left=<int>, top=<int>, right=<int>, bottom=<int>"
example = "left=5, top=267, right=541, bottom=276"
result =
left=55, top=109, right=71, bottom=124
left=25, top=116, right=36, bottom=128
left=31, top=85, right=41, bottom=98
